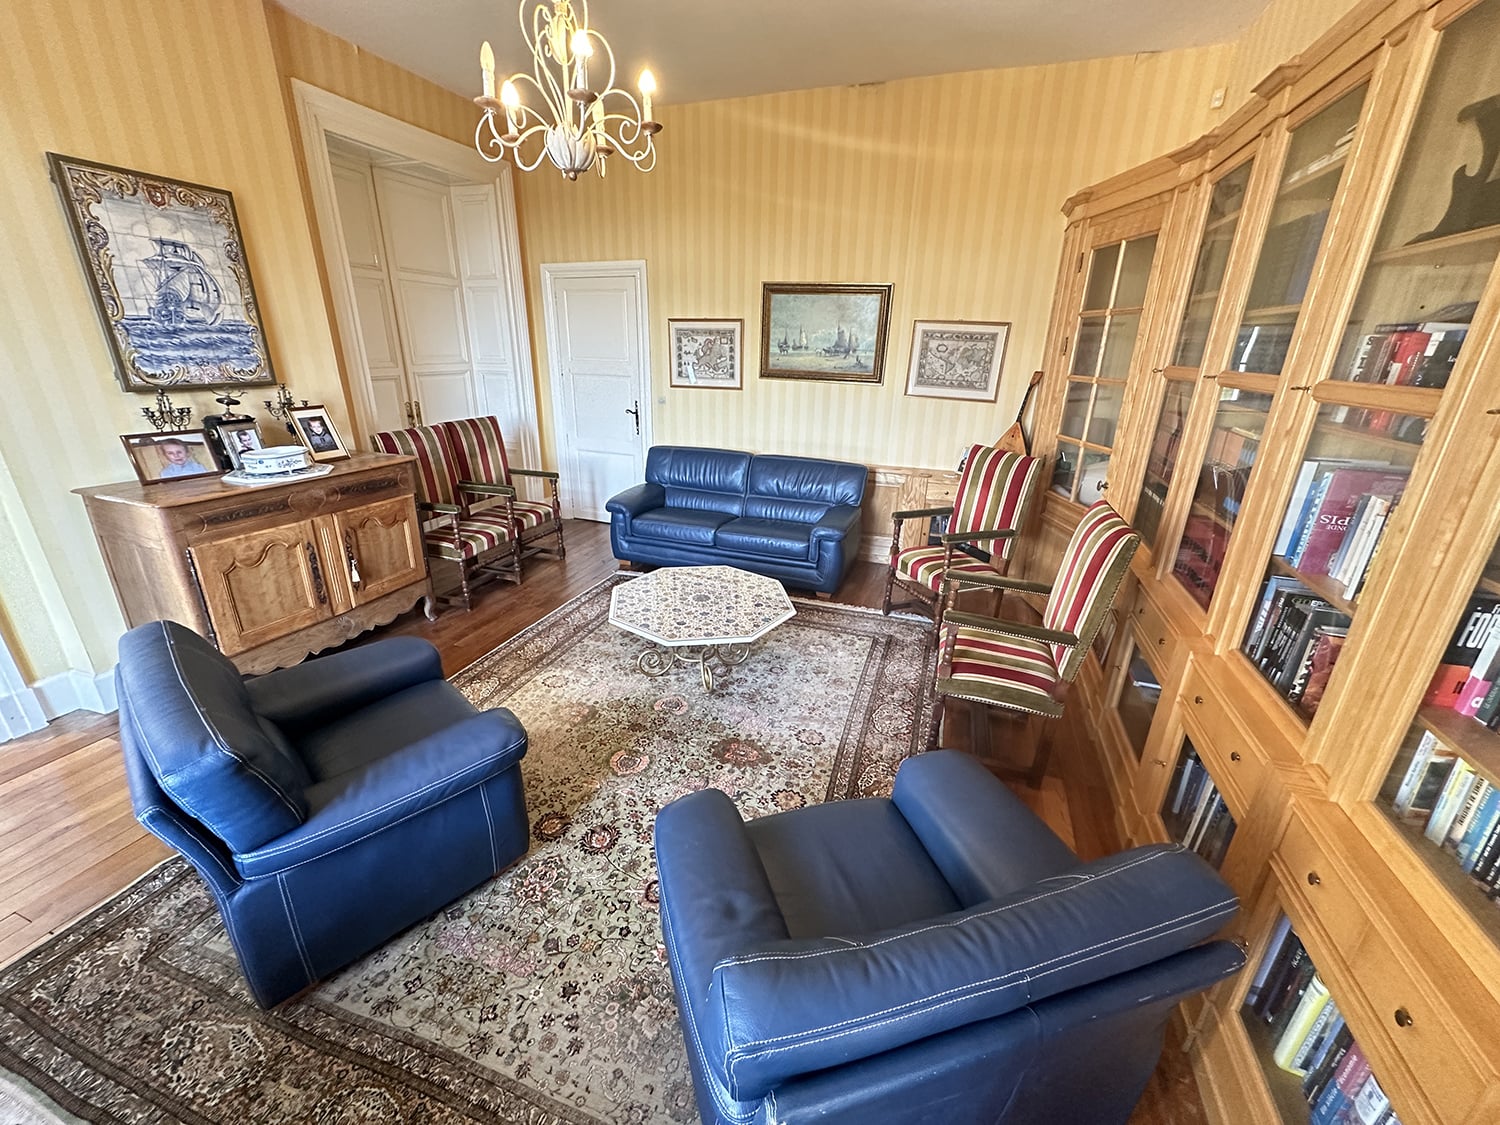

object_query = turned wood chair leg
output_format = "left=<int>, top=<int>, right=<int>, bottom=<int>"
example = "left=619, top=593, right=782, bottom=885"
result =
left=925, top=695, right=945, bottom=752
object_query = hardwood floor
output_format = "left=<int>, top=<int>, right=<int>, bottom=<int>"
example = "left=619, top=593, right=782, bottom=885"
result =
left=0, top=519, right=1207, bottom=1124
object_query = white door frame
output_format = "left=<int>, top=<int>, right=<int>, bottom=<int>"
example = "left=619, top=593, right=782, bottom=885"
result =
left=291, top=79, right=540, bottom=468
left=539, top=260, right=653, bottom=519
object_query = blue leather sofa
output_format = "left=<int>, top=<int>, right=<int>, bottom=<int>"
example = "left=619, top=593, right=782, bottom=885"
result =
left=655, top=750, right=1244, bottom=1125
left=606, top=446, right=867, bottom=594
left=117, top=621, right=529, bottom=1008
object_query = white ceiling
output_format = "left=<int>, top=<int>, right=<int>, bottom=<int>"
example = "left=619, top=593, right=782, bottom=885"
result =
left=276, top=0, right=1271, bottom=107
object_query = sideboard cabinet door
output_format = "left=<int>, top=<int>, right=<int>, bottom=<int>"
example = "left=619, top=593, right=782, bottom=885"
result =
left=190, top=519, right=332, bottom=655
left=333, top=496, right=427, bottom=606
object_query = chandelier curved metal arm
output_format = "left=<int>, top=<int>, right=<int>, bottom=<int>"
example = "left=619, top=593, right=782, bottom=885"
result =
left=474, top=0, right=661, bottom=180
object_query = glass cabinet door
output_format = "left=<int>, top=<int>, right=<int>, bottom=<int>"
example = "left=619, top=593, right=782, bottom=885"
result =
left=1160, top=738, right=1238, bottom=868
left=1175, top=161, right=1256, bottom=369
left=1054, top=234, right=1159, bottom=503
left=1134, top=378, right=1193, bottom=548
left=1232, top=87, right=1368, bottom=376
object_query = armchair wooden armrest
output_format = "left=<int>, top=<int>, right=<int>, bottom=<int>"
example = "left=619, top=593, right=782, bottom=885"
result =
left=458, top=480, right=517, bottom=498
left=942, top=611, right=1079, bottom=648
left=945, top=571, right=1053, bottom=595
left=939, top=528, right=1017, bottom=546
left=418, top=501, right=462, bottom=516
left=892, top=505, right=956, bottom=521
left=511, top=468, right=560, bottom=480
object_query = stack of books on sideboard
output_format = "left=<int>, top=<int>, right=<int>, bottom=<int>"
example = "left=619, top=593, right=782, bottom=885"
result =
left=1247, top=918, right=1403, bottom=1125
left=1243, top=461, right=1412, bottom=714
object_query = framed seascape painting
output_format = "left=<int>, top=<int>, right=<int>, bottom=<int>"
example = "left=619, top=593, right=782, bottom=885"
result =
left=47, top=152, right=277, bottom=392
left=669, top=319, right=742, bottom=389
left=904, top=320, right=1011, bottom=402
left=760, top=283, right=892, bottom=384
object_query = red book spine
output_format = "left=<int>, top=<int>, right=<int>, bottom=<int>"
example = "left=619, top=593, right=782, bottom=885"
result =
left=1297, top=470, right=1407, bottom=576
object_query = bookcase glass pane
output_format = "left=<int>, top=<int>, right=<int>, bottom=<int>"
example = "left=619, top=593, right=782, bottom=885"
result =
left=1087, top=383, right=1124, bottom=446
left=1241, top=915, right=1402, bottom=1124
left=1097, top=313, right=1142, bottom=380
left=1175, top=162, right=1255, bottom=368
left=1135, top=380, right=1194, bottom=548
left=1052, top=440, right=1079, bottom=498
left=1233, top=86, right=1368, bottom=376
left=1376, top=532, right=1500, bottom=950
left=1078, top=448, right=1111, bottom=504
left=1060, top=381, right=1090, bottom=438
left=1071, top=317, right=1105, bottom=375
left=1083, top=243, right=1122, bottom=310
left=1116, top=641, right=1161, bottom=760
left=1160, top=739, right=1238, bottom=868
left=1330, top=0, right=1500, bottom=387
left=1172, top=389, right=1273, bottom=609
left=1240, top=403, right=1426, bottom=718
left=1115, top=235, right=1159, bottom=307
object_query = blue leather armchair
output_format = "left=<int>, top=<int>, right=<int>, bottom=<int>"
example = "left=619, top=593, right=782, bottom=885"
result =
left=655, top=750, right=1244, bottom=1125
left=607, top=446, right=867, bottom=594
left=117, top=621, right=529, bottom=1008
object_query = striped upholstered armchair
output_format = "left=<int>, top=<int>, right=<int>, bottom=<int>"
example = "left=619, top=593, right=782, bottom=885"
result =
left=929, top=499, right=1140, bottom=781
left=881, top=445, right=1042, bottom=634
left=370, top=417, right=563, bottom=612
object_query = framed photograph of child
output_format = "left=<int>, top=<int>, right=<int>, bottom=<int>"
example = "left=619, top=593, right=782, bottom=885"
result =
left=120, top=430, right=221, bottom=485
left=213, top=418, right=265, bottom=471
left=289, top=404, right=350, bottom=462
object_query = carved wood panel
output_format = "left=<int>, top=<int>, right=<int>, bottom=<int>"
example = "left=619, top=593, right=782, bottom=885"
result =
left=189, top=519, right=331, bottom=655
left=333, top=496, right=426, bottom=606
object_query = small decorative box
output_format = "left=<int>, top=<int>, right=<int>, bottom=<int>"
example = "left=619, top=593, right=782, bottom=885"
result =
left=240, top=446, right=311, bottom=475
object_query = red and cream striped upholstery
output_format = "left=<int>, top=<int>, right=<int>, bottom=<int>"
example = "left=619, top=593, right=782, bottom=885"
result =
left=1041, top=500, right=1139, bottom=682
left=947, top=446, right=1043, bottom=564
left=369, top=425, right=458, bottom=508
left=441, top=416, right=514, bottom=488
left=892, top=546, right=993, bottom=594
left=936, top=500, right=1139, bottom=717
left=423, top=503, right=556, bottom=560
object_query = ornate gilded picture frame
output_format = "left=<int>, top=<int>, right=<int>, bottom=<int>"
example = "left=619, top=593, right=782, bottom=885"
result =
left=759, top=283, right=892, bottom=384
left=47, top=152, right=277, bottom=392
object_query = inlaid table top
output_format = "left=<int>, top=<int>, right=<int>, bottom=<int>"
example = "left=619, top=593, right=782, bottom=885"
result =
left=608, top=565, right=795, bottom=647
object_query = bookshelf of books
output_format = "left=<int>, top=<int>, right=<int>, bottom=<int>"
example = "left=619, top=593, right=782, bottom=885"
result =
left=1022, top=1, right=1500, bottom=1121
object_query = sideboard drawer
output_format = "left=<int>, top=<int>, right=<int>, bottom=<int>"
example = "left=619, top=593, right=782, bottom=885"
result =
left=1275, top=810, right=1369, bottom=955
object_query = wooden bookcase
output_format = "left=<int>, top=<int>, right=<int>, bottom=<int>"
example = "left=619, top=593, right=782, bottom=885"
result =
left=1023, top=0, right=1500, bottom=1120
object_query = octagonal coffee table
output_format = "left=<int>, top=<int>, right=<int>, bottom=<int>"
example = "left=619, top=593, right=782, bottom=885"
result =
left=609, top=565, right=796, bottom=691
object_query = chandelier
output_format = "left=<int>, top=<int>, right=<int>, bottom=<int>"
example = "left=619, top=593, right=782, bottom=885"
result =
left=474, top=0, right=661, bottom=180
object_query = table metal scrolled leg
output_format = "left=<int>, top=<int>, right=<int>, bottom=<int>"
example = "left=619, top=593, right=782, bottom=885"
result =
left=718, top=643, right=750, bottom=667
left=638, top=647, right=673, bottom=676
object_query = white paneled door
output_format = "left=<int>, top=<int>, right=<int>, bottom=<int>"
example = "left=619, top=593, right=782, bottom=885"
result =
left=543, top=264, right=650, bottom=521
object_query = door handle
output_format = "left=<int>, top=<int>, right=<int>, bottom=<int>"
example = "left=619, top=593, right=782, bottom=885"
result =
left=413, top=400, right=424, bottom=426
left=305, top=541, right=328, bottom=604
left=625, top=400, right=640, bottom=435
left=344, top=529, right=362, bottom=589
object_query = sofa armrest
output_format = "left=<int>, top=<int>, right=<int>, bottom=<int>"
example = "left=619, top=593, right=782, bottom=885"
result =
left=246, top=637, right=444, bottom=736
left=656, top=789, right=789, bottom=1005
left=704, top=844, right=1239, bottom=1101
left=892, top=750, right=1077, bottom=903
left=235, top=707, right=527, bottom=879
left=605, top=482, right=666, bottom=524
left=809, top=505, right=861, bottom=542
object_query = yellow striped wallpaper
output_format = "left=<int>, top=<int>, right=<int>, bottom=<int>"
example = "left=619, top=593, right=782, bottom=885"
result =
left=1222, top=0, right=1365, bottom=110
left=0, top=0, right=348, bottom=676
left=512, top=46, right=1234, bottom=473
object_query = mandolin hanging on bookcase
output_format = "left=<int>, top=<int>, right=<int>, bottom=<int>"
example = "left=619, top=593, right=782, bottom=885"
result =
left=995, top=370, right=1044, bottom=456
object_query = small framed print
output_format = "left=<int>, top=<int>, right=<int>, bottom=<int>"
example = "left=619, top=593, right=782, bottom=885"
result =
left=289, top=404, right=350, bottom=462
left=904, top=320, right=1011, bottom=402
left=212, top=417, right=265, bottom=471
left=120, top=430, right=220, bottom=485
left=669, top=319, right=743, bottom=389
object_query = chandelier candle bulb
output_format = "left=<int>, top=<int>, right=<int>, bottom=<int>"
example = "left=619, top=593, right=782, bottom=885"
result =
left=639, top=68, right=655, bottom=121
left=480, top=40, right=495, bottom=99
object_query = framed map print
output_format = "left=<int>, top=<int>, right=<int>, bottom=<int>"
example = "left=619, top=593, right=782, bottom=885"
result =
left=904, top=320, right=1010, bottom=402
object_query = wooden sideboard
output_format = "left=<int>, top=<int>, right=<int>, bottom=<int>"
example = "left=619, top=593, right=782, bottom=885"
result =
left=76, top=452, right=432, bottom=674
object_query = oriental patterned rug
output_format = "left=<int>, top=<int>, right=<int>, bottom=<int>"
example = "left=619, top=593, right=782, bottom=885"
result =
left=0, top=577, right=934, bottom=1124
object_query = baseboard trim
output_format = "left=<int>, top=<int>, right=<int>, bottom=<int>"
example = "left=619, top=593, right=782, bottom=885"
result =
left=33, top=668, right=118, bottom=720
left=0, top=685, right=49, bottom=741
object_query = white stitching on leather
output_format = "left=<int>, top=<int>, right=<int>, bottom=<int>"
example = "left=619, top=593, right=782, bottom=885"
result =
left=715, top=846, right=1181, bottom=969
left=161, top=624, right=302, bottom=819
left=479, top=786, right=500, bottom=871
left=143, top=805, right=239, bottom=886
left=278, top=872, right=315, bottom=982
left=724, top=900, right=1238, bottom=1080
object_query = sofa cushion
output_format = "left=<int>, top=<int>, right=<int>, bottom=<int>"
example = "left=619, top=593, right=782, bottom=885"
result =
left=744, top=454, right=866, bottom=523
left=703, top=843, right=1238, bottom=1099
left=713, top=518, right=814, bottom=561
left=646, top=446, right=750, bottom=516
left=633, top=508, right=732, bottom=545
left=117, top=621, right=310, bottom=853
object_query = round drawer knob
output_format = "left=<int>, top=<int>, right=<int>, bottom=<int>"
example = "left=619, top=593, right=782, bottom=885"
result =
left=1157, top=637, right=1166, bottom=646
left=1307, top=871, right=1320, bottom=886
left=1394, top=1008, right=1413, bottom=1028
left=1230, top=751, right=1242, bottom=762
left=1155, top=759, right=1168, bottom=768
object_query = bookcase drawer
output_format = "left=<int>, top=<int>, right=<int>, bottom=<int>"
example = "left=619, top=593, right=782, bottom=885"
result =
left=1132, top=593, right=1176, bottom=668
left=1275, top=812, right=1369, bottom=955
left=1181, top=664, right=1267, bottom=812
left=1351, top=927, right=1486, bottom=1124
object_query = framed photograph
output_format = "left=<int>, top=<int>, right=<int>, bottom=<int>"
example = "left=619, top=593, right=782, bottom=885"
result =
left=120, top=430, right=221, bottom=485
left=47, top=152, right=277, bottom=393
left=289, top=404, right=350, bottom=462
left=904, top=320, right=1011, bottom=402
left=759, top=283, right=892, bottom=384
left=210, top=417, right=265, bottom=471
left=669, top=319, right=743, bottom=389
